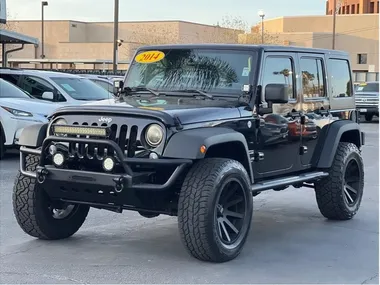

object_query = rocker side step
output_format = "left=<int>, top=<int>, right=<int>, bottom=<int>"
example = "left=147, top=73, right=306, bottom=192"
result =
left=252, top=171, right=329, bottom=192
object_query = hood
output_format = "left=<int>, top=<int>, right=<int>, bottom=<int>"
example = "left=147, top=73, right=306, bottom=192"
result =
left=82, top=97, right=241, bottom=125
left=0, top=98, right=61, bottom=116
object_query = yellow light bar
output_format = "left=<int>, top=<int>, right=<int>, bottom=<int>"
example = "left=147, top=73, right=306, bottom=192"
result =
left=54, top=125, right=107, bottom=137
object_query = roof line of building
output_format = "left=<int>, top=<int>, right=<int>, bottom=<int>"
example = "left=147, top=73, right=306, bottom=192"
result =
left=263, top=13, right=379, bottom=21
left=6, top=19, right=222, bottom=27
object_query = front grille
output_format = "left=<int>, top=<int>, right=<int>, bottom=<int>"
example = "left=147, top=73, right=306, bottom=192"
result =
left=50, top=115, right=163, bottom=160
left=355, top=95, right=379, bottom=107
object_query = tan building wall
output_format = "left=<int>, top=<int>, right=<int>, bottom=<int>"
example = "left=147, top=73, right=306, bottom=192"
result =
left=248, top=14, right=379, bottom=72
left=2, top=20, right=239, bottom=69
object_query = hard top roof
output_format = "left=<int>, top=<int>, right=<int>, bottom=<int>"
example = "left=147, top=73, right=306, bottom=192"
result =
left=136, top=43, right=348, bottom=56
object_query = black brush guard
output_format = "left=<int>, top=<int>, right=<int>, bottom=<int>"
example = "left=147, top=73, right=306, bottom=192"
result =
left=19, top=136, right=192, bottom=209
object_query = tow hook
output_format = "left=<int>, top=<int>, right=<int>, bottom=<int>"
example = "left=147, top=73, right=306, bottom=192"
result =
left=113, top=176, right=125, bottom=193
left=36, top=168, right=49, bottom=184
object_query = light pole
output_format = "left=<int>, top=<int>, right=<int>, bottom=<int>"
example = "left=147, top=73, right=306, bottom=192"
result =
left=258, top=10, right=265, bottom=44
left=332, top=0, right=337, bottom=49
left=113, top=0, right=119, bottom=73
left=41, top=1, right=48, bottom=59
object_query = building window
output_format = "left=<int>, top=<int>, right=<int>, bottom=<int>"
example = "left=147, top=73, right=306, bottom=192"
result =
left=370, top=1, right=375, bottom=13
left=262, top=56, right=295, bottom=100
left=346, top=5, right=350, bottom=13
left=352, top=4, right=356, bottom=13
left=357, top=54, right=368, bottom=64
left=357, top=3, right=360, bottom=13
left=300, top=58, right=326, bottom=98
left=328, top=59, right=353, bottom=98
left=342, top=6, right=346, bottom=13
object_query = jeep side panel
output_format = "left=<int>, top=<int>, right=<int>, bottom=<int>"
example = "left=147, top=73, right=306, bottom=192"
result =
left=162, top=127, right=254, bottom=183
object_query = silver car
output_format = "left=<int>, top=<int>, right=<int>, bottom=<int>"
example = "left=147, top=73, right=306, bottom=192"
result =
left=355, top=81, right=379, bottom=122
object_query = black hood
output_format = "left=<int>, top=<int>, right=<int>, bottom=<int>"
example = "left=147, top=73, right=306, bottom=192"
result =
left=53, top=98, right=242, bottom=126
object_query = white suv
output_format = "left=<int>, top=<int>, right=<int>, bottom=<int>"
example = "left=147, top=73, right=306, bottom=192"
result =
left=0, top=69, right=114, bottom=105
left=0, top=79, right=61, bottom=159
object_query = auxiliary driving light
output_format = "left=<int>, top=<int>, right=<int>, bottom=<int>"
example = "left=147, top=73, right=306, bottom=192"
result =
left=103, top=157, right=115, bottom=172
left=53, top=152, right=65, bottom=167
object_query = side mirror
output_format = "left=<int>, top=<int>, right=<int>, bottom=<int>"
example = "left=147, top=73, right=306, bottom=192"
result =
left=42, top=91, right=54, bottom=101
left=113, top=80, right=124, bottom=96
left=264, top=84, right=289, bottom=104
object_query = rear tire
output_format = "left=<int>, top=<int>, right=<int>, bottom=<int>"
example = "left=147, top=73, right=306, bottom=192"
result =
left=314, top=142, right=364, bottom=220
left=12, top=154, right=90, bottom=240
left=178, top=158, right=253, bottom=262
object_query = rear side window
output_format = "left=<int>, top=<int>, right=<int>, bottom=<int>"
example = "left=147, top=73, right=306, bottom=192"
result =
left=0, top=74, right=20, bottom=85
left=328, top=59, right=353, bottom=98
left=300, top=57, right=326, bottom=98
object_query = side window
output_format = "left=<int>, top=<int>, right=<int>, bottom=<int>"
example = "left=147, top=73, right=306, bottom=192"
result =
left=328, top=59, right=353, bottom=98
left=0, top=74, right=21, bottom=85
left=262, top=56, right=295, bottom=100
left=300, top=57, right=326, bottom=98
left=21, top=75, right=54, bottom=100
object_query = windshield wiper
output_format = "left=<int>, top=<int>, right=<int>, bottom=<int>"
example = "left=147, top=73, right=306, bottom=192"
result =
left=170, top=89, right=214, bottom=100
left=124, top=86, right=162, bottom=97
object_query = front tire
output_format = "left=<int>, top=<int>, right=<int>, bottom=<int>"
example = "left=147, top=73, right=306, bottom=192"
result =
left=365, top=114, right=373, bottom=122
left=314, top=142, right=364, bottom=220
left=12, top=154, right=90, bottom=240
left=178, top=158, right=253, bottom=262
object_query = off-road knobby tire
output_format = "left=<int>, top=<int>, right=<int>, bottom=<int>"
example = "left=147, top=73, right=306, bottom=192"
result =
left=12, top=154, right=90, bottom=240
left=178, top=158, right=253, bottom=263
left=314, top=142, right=364, bottom=220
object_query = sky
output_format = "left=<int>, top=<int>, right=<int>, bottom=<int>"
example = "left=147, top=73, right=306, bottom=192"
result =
left=6, top=0, right=326, bottom=26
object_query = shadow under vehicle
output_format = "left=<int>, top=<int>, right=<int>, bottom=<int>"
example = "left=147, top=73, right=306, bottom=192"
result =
left=12, top=44, right=365, bottom=263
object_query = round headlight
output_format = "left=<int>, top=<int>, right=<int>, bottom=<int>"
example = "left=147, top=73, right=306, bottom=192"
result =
left=145, top=124, right=163, bottom=147
left=55, top=118, right=67, bottom=125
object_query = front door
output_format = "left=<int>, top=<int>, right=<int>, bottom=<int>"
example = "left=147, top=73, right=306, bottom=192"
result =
left=253, top=52, right=302, bottom=178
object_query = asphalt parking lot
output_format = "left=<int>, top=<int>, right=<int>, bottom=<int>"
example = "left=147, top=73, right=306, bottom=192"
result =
left=0, top=119, right=378, bottom=284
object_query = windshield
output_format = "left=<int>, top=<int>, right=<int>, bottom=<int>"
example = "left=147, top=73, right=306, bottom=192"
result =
left=0, top=79, right=33, bottom=99
left=124, top=48, right=255, bottom=96
left=356, top=82, right=379, bottom=93
left=50, top=77, right=113, bottom=100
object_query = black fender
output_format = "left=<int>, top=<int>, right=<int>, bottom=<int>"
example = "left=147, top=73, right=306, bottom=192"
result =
left=163, top=127, right=254, bottom=183
left=19, top=123, right=48, bottom=148
left=311, top=120, right=364, bottom=169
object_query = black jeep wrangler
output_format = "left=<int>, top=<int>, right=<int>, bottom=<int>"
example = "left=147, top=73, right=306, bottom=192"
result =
left=13, top=44, right=365, bottom=263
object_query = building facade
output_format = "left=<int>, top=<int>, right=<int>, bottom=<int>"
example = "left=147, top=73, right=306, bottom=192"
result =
left=325, top=0, right=379, bottom=15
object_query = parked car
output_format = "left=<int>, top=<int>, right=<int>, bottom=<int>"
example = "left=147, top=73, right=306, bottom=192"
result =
left=0, top=69, right=114, bottom=105
left=355, top=81, right=379, bottom=122
left=0, top=78, right=61, bottom=159
left=79, top=74, right=124, bottom=92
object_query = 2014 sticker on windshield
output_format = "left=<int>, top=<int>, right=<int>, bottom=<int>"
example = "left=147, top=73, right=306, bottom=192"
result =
left=135, top=51, right=165, bottom=63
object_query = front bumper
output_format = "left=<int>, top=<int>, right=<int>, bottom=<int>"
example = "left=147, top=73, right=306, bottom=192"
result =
left=356, top=105, right=379, bottom=114
left=20, top=136, right=192, bottom=208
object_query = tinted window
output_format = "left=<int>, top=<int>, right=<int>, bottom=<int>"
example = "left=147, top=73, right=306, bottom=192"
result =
left=356, top=82, right=379, bottom=92
left=21, top=75, right=54, bottom=99
left=328, top=59, right=353, bottom=98
left=0, top=74, right=21, bottom=85
left=0, top=79, right=32, bottom=99
left=300, top=58, right=326, bottom=98
left=51, top=77, right=112, bottom=101
left=125, top=49, right=254, bottom=95
left=262, top=56, right=295, bottom=100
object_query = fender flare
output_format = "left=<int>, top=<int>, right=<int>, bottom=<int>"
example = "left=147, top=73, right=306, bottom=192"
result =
left=311, top=120, right=364, bottom=169
left=163, top=127, right=253, bottom=183
left=19, top=123, right=48, bottom=148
